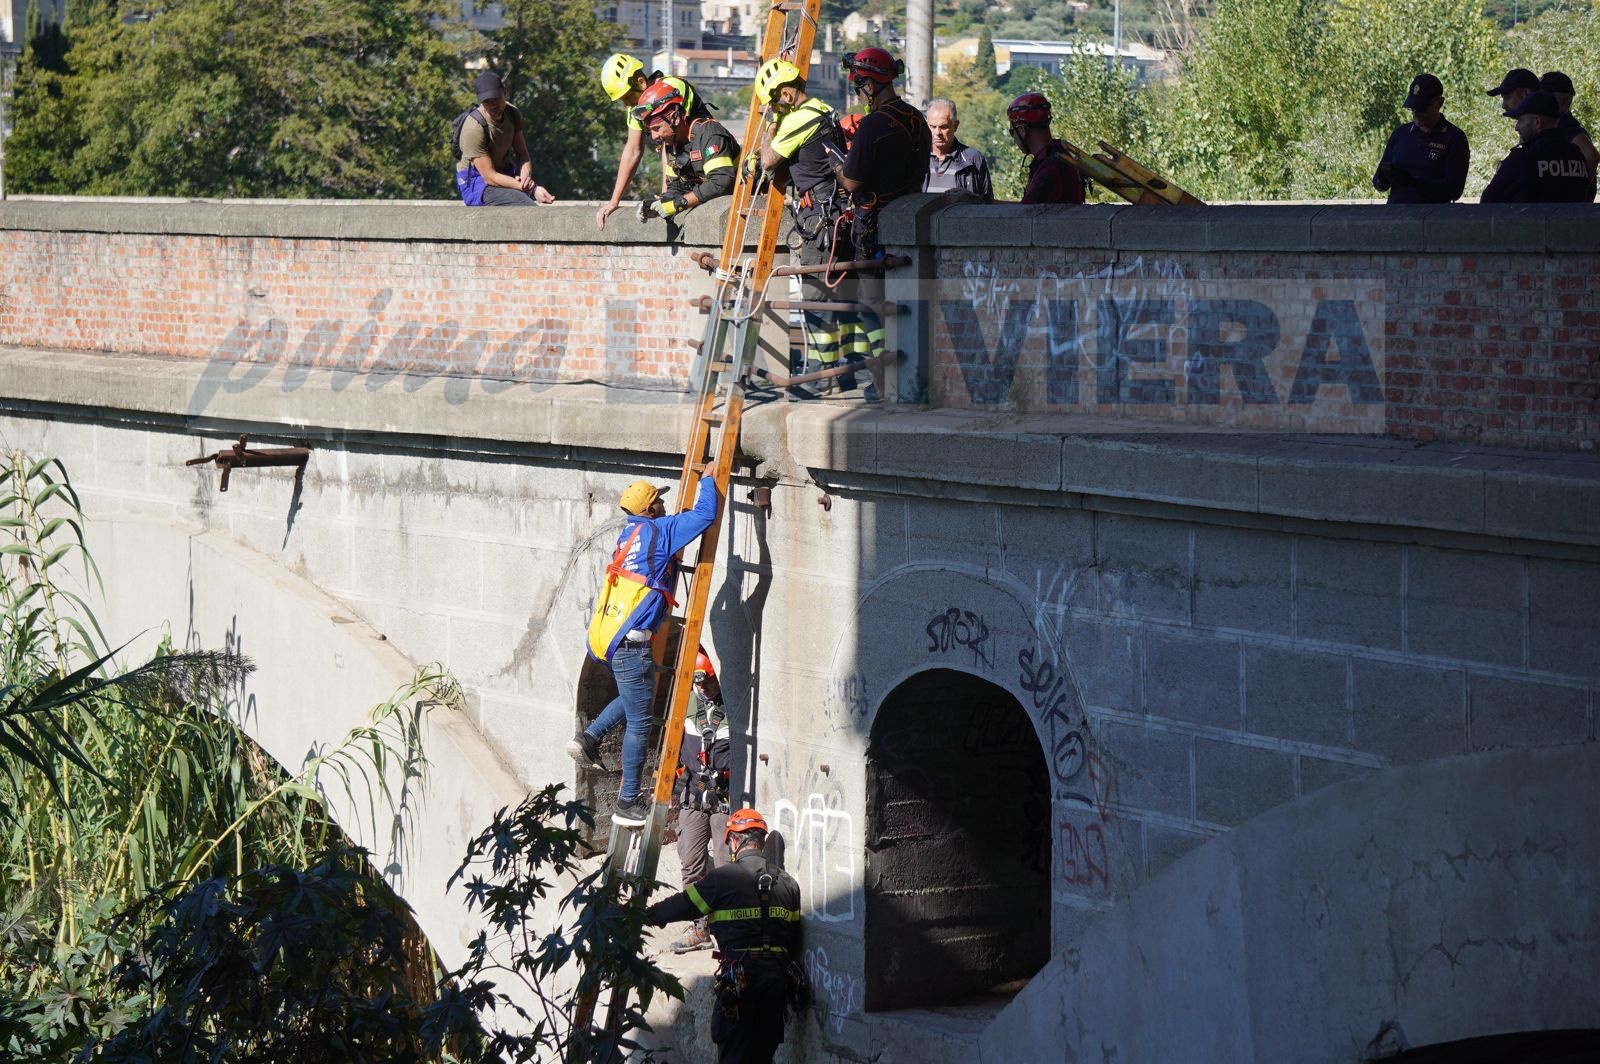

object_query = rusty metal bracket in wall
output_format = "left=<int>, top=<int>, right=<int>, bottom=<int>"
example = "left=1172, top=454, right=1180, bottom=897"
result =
left=185, top=434, right=309, bottom=492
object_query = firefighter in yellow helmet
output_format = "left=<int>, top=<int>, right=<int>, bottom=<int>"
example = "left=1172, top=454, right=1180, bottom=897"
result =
left=646, top=809, right=808, bottom=1063
left=596, top=52, right=713, bottom=231
left=749, top=57, right=863, bottom=396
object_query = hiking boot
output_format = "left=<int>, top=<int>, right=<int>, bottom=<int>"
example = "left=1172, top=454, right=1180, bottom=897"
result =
left=566, top=732, right=605, bottom=771
left=671, top=921, right=713, bottom=954
left=612, top=795, right=652, bottom=827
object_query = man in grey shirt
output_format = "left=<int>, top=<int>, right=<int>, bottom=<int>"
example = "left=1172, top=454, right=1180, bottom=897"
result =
left=923, top=97, right=993, bottom=200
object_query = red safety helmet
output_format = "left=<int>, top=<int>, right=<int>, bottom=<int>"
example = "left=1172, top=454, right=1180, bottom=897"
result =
left=844, top=47, right=902, bottom=87
left=1007, top=91, right=1052, bottom=127
left=693, top=648, right=716, bottom=682
left=724, top=807, right=768, bottom=843
left=633, top=80, right=685, bottom=125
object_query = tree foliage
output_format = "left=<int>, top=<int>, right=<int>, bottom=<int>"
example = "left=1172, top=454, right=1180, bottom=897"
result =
left=439, top=783, right=681, bottom=1063
left=0, top=450, right=451, bottom=1058
left=485, top=0, right=627, bottom=200
left=7, top=0, right=469, bottom=197
left=968, top=0, right=1598, bottom=201
left=94, top=850, right=472, bottom=1064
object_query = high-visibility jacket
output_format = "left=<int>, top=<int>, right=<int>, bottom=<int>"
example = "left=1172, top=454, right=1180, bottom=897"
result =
left=645, top=851, right=802, bottom=957
left=585, top=475, right=720, bottom=664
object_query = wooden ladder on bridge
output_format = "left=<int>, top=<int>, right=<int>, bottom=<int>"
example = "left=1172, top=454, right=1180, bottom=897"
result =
left=565, top=0, right=822, bottom=1056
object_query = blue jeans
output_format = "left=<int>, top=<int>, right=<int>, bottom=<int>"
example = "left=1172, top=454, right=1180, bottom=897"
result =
left=585, top=641, right=655, bottom=802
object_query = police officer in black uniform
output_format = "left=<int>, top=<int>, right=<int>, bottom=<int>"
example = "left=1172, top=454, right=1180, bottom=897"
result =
left=646, top=808, right=805, bottom=1064
left=1540, top=71, right=1598, bottom=201
left=633, top=80, right=740, bottom=223
left=1486, top=67, right=1540, bottom=117
left=1480, top=92, right=1591, bottom=203
left=1372, top=73, right=1470, bottom=204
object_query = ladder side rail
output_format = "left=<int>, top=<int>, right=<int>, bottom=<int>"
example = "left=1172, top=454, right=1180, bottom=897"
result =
left=645, top=389, right=745, bottom=848
left=718, top=1, right=793, bottom=269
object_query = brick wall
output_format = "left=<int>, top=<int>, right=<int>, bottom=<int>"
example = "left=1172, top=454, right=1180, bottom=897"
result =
left=890, top=201, right=1600, bottom=452
left=0, top=201, right=727, bottom=392
left=4, top=197, right=1598, bottom=450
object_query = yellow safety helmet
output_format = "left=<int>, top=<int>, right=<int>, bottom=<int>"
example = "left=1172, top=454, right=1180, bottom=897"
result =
left=619, top=479, right=669, bottom=516
left=601, top=53, right=645, bottom=102
left=753, top=57, right=803, bottom=107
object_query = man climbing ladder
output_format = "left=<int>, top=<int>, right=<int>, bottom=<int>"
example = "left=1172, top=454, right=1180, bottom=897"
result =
left=572, top=473, right=720, bottom=825
left=564, top=0, right=824, bottom=1055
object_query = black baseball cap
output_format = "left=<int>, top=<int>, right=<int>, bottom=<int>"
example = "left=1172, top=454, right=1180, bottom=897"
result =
left=1505, top=91, right=1560, bottom=118
left=1403, top=73, right=1443, bottom=108
left=1486, top=68, right=1539, bottom=96
left=474, top=71, right=505, bottom=102
left=1539, top=71, right=1575, bottom=95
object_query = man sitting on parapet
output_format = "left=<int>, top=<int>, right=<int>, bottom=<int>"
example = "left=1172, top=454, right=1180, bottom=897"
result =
left=452, top=72, right=557, bottom=207
left=634, top=81, right=740, bottom=225
left=570, top=473, right=721, bottom=826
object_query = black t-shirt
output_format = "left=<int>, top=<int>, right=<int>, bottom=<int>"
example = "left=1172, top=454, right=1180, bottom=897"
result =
left=842, top=96, right=931, bottom=209
left=1023, top=140, right=1086, bottom=205
left=1481, top=127, right=1591, bottom=203
left=1372, top=116, right=1470, bottom=203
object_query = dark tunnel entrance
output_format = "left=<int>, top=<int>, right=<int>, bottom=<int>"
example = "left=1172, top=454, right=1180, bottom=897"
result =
left=865, top=669, right=1051, bottom=1011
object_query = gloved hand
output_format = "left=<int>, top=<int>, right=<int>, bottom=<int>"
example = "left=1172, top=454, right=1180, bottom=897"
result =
left=742, top=154, right=763, bottom=180
left=638, top=195, right=689, bottom=221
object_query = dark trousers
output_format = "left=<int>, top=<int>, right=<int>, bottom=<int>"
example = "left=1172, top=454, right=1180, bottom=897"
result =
left=711, top=961, right=789, bottom=1064
left=480, top=186, right=535, bottom=206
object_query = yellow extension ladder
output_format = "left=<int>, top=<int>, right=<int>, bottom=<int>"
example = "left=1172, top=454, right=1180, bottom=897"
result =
left=565, top=0, right=822, bottom=1056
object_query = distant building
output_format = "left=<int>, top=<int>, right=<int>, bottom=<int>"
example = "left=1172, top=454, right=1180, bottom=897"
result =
left=841, top=10, right=901, bottom=46
left=699, top=0, right=758, bottom=36
left=4, top=0, right=67, bottom=59
left=996, top=38, right=1167, bottom=83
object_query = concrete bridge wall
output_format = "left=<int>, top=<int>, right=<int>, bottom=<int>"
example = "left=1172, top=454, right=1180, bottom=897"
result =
left=1, top=198, right=1598, bottom=1061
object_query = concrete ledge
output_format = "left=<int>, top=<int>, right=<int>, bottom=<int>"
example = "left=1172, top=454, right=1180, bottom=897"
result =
left=0, top=196, right=731, bottom=246
left=4, top=346, right=1598, bottom=549
left=7, top=195, right=1597, bottom=254
left=907, top=201, right=1600, bottom=255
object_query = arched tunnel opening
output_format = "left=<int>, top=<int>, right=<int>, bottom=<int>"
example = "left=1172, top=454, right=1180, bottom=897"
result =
left=865, top=668, right=1051, bottom=1011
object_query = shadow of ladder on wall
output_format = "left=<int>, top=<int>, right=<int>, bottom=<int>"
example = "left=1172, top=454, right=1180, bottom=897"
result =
left=564, top=0, right=823, bottom=1057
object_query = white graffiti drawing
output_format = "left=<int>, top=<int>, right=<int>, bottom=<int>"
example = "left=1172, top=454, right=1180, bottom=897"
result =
left=773, top=792, right=856, bottom=923
left=804, top=946, right=862, bottom=1035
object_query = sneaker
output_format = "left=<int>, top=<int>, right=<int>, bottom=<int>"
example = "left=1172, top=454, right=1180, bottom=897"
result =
left=566, top=732, right=605, bottom=771
left=612, top=795, right=652, bottom=826
left=670, top=922, right=713, bottom=954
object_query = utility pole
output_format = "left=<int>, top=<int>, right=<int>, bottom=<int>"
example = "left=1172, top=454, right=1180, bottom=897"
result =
left=0, top=49, right=14, bottom=200
left=664, top=0, right=674, bottom=75
left=1111, top=0, right=1122, bottom=75
left=906, top=0, right=932, bottom=109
